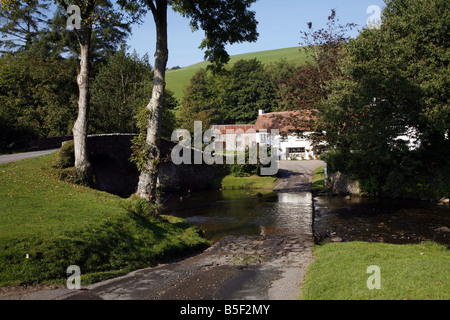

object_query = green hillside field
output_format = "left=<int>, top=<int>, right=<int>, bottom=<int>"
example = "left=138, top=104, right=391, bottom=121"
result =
left=166, top=46, right=308, bottom=102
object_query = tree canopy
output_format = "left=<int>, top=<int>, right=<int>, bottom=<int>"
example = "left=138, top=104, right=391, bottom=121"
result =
left=177, top=58, right=293, bottom=133
left=320, top=0, right=449, bottom=197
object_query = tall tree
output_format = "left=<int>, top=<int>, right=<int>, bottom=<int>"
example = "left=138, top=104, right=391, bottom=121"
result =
left=224, top=58, right=277, bottom=124
left=130, top=0, right=259, bottom=201
left=321, top=0, right=449, bottom=196
left=322, top=0, right=449, bottom=154
left=90, top=45, right=153, bottom=134
left=54, top=0, right=133, bottom=182
left=278, top=10, right=356, bottom=139
left=0, top=0, right=49, bottom=53
left=178, top=68, right=216, bottom=134
left=1, top=0, right=140, bottom=178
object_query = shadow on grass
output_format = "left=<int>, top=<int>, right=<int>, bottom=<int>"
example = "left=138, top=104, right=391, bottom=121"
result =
left=0, top=207, right=210, bottom=287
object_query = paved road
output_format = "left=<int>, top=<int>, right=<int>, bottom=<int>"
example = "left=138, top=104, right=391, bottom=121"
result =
left=275, top=160, right=325, bottom=192
left=0, top=149, right=60, bottom=165
left=0, top=160, right=324, bottom=301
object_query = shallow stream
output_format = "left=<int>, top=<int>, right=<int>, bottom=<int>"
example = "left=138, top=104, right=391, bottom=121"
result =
left=163, top=190, right=450, bottom=246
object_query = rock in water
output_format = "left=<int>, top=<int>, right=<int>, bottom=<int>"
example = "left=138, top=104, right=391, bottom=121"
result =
left=438, top=196, right=449, bottom=203
left=435, top=226, right=450, bottom=233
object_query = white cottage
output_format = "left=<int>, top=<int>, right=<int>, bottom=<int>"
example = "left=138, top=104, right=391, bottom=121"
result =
left=209, top=110, right=324, bottom=160
left=254, top=110, right=323, bottom=160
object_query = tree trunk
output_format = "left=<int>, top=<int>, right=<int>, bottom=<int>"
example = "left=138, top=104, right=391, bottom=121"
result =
left=73, top=29, right=92, bottom=182
left=137, top=2, right=168, bottom=201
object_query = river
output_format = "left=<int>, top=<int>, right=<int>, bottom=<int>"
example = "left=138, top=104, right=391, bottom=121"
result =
left=163, top=190, right=450, bottom=246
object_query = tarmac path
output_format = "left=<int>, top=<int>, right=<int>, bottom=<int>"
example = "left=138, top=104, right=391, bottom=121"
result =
left=0, top=160, right=324, bottom=301
left=0, top=149, right=60, bottom=165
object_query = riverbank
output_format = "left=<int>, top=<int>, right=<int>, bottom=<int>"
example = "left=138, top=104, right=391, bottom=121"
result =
left=220, top=174, right=277, bottom=191
left=0, top=152, right=210, bottom=287
left=305, top=166, right=449, bottom=300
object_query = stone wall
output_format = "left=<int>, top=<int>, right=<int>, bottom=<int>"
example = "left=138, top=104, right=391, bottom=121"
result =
left=328, top=171, right=362, bottom=196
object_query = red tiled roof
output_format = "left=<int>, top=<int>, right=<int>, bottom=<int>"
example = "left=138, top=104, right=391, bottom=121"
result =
left=255, top=111, right=317, bottom=133
left=211, top=124, right=256, bottom=134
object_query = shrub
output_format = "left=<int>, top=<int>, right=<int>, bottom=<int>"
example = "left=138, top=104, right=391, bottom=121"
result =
left=323, top=148, right=450, bottom=199
left=124, top=194, right=164, bottom=220
left=229, top=161, right=260, bottom=177
left=53, top=140, right=75, bottom=169
left=227, top=145, right=273, bottom=177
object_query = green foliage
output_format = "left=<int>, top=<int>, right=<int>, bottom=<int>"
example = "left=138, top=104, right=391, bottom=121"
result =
left=178, top=58, right=287, bottom=133
left=224, top=59, right=279, bottom=124
left=129, top=134, right=152, bottom=173
left=228, top=162, right=259, bottom=178
left=124, top=194, right=164, bottom=220
left=0, top=0, right=49, bottom=52
left=0, top=47, right=78, bottom=152
left=323, top=149, right=398, bottom=195
left=51, top=141, right=93, bottom=186
left=130, top=89, right=178, bottom=172
left=227, top=145, right=273, bottom=177
left=0, top=5, right=150, bottom=152
left=90, top=46, right=154, bottom=134
left=53, top=141, right=75, bottom=169
left=228, top=149, right=261, bottom=178
left=177, top=69, right=216, bottom=133
left=320, top=0, right=450, bottom=198
left=324, top=148, right=450, bottom=198
left=166, top=47, right=309, bottom=102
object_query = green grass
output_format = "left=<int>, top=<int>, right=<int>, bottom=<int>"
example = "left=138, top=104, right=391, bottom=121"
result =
left=166, top=46, right=309, bottom=102
left=311, top=166, right=326, bottom=192
left=300, top=241, right=450, bottom=300
left=220, top=175, right=277, bottom=191
left=0, top=153, right=210, bottom=286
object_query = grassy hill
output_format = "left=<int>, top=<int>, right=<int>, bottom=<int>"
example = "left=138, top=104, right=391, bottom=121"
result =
left=166, top=46, right=308, bottom=102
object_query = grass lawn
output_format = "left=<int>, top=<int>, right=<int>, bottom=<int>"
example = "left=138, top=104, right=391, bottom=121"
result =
left=220, top=175, right=277, bottom=191
left=300, top=241, right=449, bottom=300
left=0, top=152, right=210, bottom=287
left=311, top=166, right=326, bottom=193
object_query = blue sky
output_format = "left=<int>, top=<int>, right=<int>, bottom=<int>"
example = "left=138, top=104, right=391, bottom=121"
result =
left=127, top=0, right=386, bottom=68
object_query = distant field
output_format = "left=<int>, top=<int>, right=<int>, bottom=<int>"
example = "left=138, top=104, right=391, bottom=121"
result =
left=166, top=46, right=308, bottom=102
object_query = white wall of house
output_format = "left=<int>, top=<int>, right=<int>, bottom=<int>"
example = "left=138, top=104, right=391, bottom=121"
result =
left=257, top=132, right=316, bottom=160
left=278, top=134, right=315, bottom=160
left=209, top=126, right=321, bottom=161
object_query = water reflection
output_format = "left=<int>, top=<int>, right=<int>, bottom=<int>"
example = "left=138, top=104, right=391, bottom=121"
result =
left=162, top=190, right=450, bottom=246
left=278, top=192, right=311, bottom=203
left=314, top=196, right=450, bottom=245
left=163, top=190, right=312, bottom=242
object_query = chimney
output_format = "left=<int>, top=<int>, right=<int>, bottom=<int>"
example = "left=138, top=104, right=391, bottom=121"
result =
left=258, top=110, right=264, bottom=116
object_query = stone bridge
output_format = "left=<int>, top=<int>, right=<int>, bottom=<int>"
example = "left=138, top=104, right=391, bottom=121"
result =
left=30, top=134, right=225, bottom=197
left=85, top=134, right=225, bottom=197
